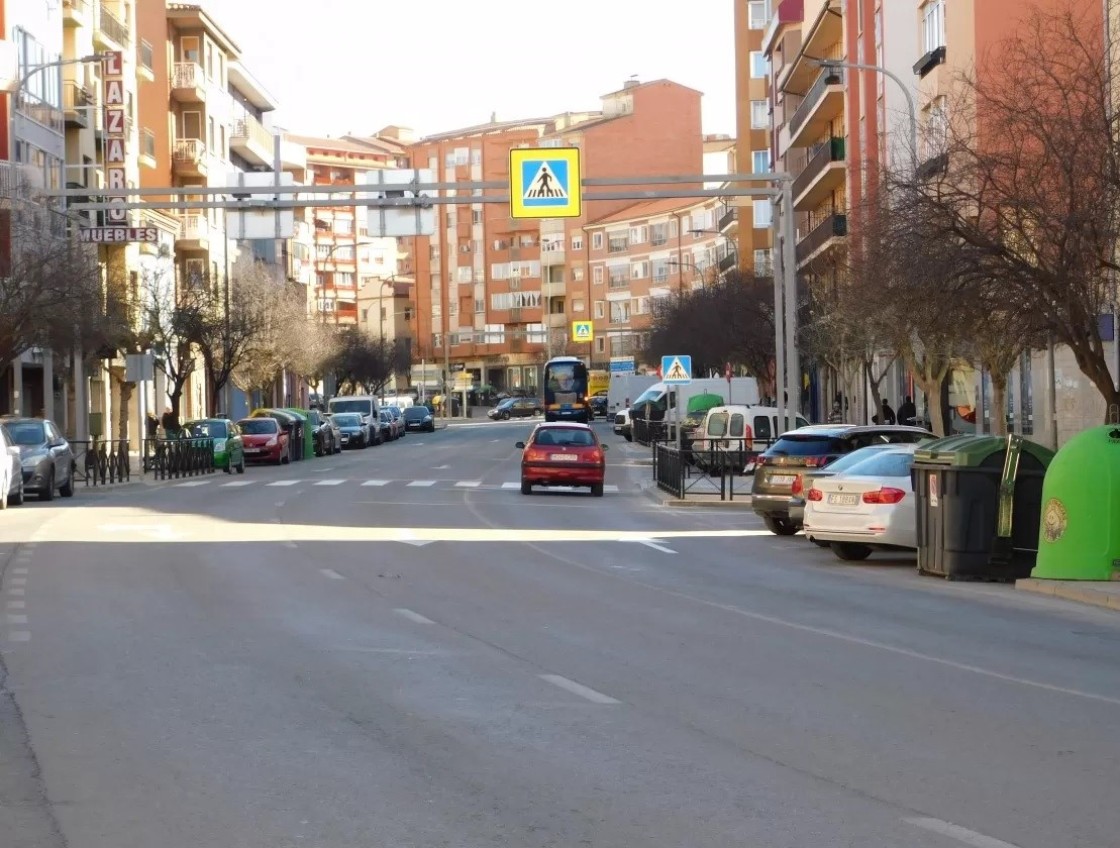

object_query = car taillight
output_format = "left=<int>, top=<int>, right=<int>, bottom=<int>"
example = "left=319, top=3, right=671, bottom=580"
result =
left=807, top=487, right=823, bottom=502
left=862, top=487, right=906, bottom=504
left=587, top=449, right=603, bottom=463
left=525, top=449, right=548, bottom=462
left=755, top=455, right=768, bottom=466
left=791, top=474, right=804, bottom=496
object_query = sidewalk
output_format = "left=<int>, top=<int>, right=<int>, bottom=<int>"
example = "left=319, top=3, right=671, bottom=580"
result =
left=1016, top=578, right=1120, bottom=612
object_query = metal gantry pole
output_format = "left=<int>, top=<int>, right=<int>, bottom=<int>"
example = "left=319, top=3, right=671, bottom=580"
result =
left=771, top=194, right=786, bottom=430
left=781, top=181, right=800, bottom=423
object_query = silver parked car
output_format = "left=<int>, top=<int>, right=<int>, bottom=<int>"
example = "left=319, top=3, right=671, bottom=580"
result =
left=1, top=416, right=75, bottom=501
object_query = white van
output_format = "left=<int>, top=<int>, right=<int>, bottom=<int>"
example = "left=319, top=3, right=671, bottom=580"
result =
left=691, top=405, right=811, bottom=472
left=382, top=395, right=414, bottom=410
left=327, top=395, right=379, bottom=425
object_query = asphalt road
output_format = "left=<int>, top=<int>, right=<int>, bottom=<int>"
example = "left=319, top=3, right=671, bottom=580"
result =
left=1, top=418, right=1119, bottom=848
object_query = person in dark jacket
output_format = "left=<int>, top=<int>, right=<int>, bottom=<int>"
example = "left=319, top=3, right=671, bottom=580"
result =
left=897, top=395, right=917, bottom=426
left=880, top=398, right=897, bottom=425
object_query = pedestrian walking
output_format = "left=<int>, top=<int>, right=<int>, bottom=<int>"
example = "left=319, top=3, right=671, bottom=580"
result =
left=897, top=395, right=917, bottom=426
left=881, top=398, right=897, bottom=426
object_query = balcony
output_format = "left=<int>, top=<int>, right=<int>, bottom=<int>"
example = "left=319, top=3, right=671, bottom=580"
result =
left=788, top=67, right=844, bottom=148
left=913, top=45, right=947, bottom=79
left=63, top=0, right=90, bottom=27
left=718, top=205, right=737, bottom=233
left=917, top=151, right=949, bottom=181
left=763, top=0, right=804, bottom=55
left=793, top=136, right=846, bottom=210
left=96, top=5, right=130, bottom=50
left=547, top=312, right=567, bottom=329
left=230, top=112, right=275, bottom=167
left=718, top=252, right=738, bottom=273
left=795, top=213, right=847, bottom=267
left=173, top=138, right=208, bottom=178
left=541, top=279, right=566, bottom=298
left=171, top=62, right=206, bottom=103
left=63, top=81, right=92, bottom=129
left=177, top=214, right=210, bottom=252
left=541, top=244, right=565, bottom=265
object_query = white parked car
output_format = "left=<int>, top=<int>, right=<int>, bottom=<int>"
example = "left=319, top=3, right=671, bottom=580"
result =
left=0, top=424, right=25, bottom=509
left=613, top=407, right=631, bottom=440
left=803, top=444, right=920, bottom=562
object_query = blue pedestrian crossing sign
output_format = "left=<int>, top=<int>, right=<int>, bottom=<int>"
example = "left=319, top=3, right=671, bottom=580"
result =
left=661, top=355, right=692, bottom=384
left=509, top=147, right=582, bottom=219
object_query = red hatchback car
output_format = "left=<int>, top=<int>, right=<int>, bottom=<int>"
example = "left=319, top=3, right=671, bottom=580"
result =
left=517, top=423, right=609, bottom=496
left=237, top=417, right=289, bottom=465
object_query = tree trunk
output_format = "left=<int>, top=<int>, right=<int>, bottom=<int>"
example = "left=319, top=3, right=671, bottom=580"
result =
left=117, top=380, right=133, bottom=441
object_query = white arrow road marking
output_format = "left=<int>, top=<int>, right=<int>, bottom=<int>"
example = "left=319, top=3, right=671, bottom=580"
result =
left=628, top=539, right=676, bottom=554
left=394, top=608, right=435, bottom=624
left=539, top=674, right=620, bottom=704
left=904, top=818, right=1022, bottom=848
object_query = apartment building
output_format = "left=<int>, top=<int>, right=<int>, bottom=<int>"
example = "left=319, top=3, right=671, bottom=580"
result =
left=285, top=133, right=406, bottom=328
left=582, top=197, right=733, bottom=369
left=409, top=79, right=703, bottom=395
left=0, top=0, right=68, bottom=421
left=732, top=0, right=776, bottom=276
left=357, top=277, right=413, bottom=390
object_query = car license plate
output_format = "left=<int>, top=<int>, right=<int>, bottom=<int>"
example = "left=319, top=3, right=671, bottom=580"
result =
left=770, top=474, right=797, bottom=486
left=828, top=493, right=859, bottom=506
left=244, top=448, right=260, bottom=454
left=550, top=453, right=578, bottom=462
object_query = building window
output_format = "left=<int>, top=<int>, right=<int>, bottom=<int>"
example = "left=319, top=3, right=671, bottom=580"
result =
left=573, top=298, right=585, bottom=312
left=592, top=232, right=604, bottom=250
left=752, top=150, right=771, bottom=173
left=750, top=51, right=769, bottom=79
left=607, top=233, right=629, bottom=254
left=571, top=234, right=583, bottom=251
left=922, top=0, right=945, bottom=53
left=751, top=100, right=770, bottom=130
left=596, top=337, right=606, bottom=353
left=593, top=265, right=604, bottom=285
left=594, top=301, right=605, bottom=318
left=754, top=248, right=773, bottom=275
left=748, top=1, right=771, bottom=29
left=573, top=265, right=585, bottom=281
left=754, top=202, right=773, bottom=229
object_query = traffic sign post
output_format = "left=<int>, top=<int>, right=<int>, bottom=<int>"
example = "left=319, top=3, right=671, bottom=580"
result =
left=571, top=320, right=593, bottom=344
left=509, top=147, right=582, bottom=219
left=661, top=355, right=692, bottom=452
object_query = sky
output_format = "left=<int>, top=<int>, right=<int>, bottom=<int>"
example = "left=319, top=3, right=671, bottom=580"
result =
left=207, top=0, right=737, bottom=141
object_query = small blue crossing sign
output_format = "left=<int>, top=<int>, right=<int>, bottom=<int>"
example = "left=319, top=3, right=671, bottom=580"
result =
left=509, top=147, right=582, bottom=219
left=661, top=355, right=692, bottom=385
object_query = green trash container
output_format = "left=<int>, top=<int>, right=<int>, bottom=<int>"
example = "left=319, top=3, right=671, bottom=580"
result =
left=1032, top=425, right=1120, bottom=580
left=913, top=434, right=1055, bottom=581
left=283, top=409, right=316, bottom=460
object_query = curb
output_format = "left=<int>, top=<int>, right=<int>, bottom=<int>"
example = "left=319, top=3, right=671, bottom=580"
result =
left=659, top=497, right=755, bottom=510
left=1015, top=578, right=1120, bottom=612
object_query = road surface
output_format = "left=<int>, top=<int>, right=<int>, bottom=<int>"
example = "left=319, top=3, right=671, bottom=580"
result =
left=1, top=419, right=1118, bottom=848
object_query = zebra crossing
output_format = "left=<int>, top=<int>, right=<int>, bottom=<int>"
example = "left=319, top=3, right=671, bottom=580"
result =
left=168, top=477, right=622, bottom=494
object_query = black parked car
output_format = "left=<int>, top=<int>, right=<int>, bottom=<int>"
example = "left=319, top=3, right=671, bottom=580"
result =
left=589, top=391, right=609, bottom=420
left=403, top=406, right=436, bottom=432
left=487, top=397, right=543, bottom=420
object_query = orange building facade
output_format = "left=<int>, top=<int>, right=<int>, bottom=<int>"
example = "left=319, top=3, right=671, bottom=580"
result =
left=406, top=79, right=705, bottom=394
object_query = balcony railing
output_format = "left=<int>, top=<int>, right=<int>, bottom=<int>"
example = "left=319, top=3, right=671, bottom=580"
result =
left=718, top=252, right=738, bottom=273
left=63, top=0, right=90, bottom=17
left=171, top=62, right=203, bottom=90
left=178, top=214, right=209, bottom=242
left=232, top=113, right=274, bottom=152
left=63, top=81, right=92, bottom=126
left=795, top=213, right=847, bottom=265
left=173, top=138, right=206, bottom=164
left=793, top=136, right=845, bottom=199
left=99, top=6, right=130, bottom=48
left=718, top=206, right=737, bottom=232
left=789, top=67, right=843, bottom=138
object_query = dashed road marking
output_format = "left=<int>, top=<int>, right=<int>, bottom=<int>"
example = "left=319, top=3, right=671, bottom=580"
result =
left=361, top=480, right=391, bottom=487
left=314, top=479, right=346, bottom=486
left=407, top=481, right=437, bottom=488
left=174, top=481, right=210, bottom=488
left=7, top=588, right=25, bottom=597
left=501, top=482, right=521, bottom=490
left=6, top=601, right=25, bottom=610
left=319, top=568, right=345, bottom=580
left=6, top=614, right=28, bottom=625
left=12, top=568, right=28, bottom=575
left=904, top=817, right=1022, bottom=848
left=221, top=480, right=254, bottom=487
left=393, top=608, right=435, bottom=625
left=267, top=480, right=302, bottom=487
left=7, top=631, right=30, bottom=642
left=539, top=674, right=620, bottom=705
left=9, top=578, right=26, bottom=586
left=455, top=481, right=482, bottom=488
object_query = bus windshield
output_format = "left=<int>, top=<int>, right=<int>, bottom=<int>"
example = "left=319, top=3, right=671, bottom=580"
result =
left=543, top=359, right=590, bottom=422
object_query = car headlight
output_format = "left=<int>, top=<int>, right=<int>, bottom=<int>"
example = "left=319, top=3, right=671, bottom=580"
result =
left=265, top=437, right=277, bottom=447
left=424, top=415, right=432, bottom=422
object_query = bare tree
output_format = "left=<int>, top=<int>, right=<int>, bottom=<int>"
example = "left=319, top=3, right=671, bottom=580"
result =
left=141, top=263, right=206, bottom=419
left=899, top=2, right=1120, bottom=419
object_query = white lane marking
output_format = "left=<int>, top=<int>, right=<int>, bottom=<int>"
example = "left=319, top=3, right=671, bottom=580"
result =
left=6, top=601, right=26, bottom=610
left=319, top=568, right=345, bottom=580
left=455, top=481, right=482, bottom=488
left=314, top=479, right=346, bottom=486
left=539, top=674, right=620, bottom=705
left=9, top=578, right=26, bottom=586
left=7, top=631, right=30, bottom=642
left=632, top=539, right=676, bottom=554
left=490, top=439, right=500, bottom=443
left=12, top=568, right=28, bottom=575
left=905, top=817, right=1022, bottom=848
left=221, top=480, right=254, bottom=487
left=393, top=608, right=435, bottom=625
left=7, top=614, right=28, bottom=625
left=267, top=480, right=302, bottom=487
left=433, top=464, right=450, bottom=470
left=407, top=480, right=437, bottom=488
left=7, top=588, right=25, bottom=597
left=604, top=485, right=620, bottom=493
left=362, top=480, right=391, bottom=487
left=284, top=541, right=298, bottom=549
left=501, top=482, right=521, bottom=489
left=174, top=481, right=210, bottom=488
